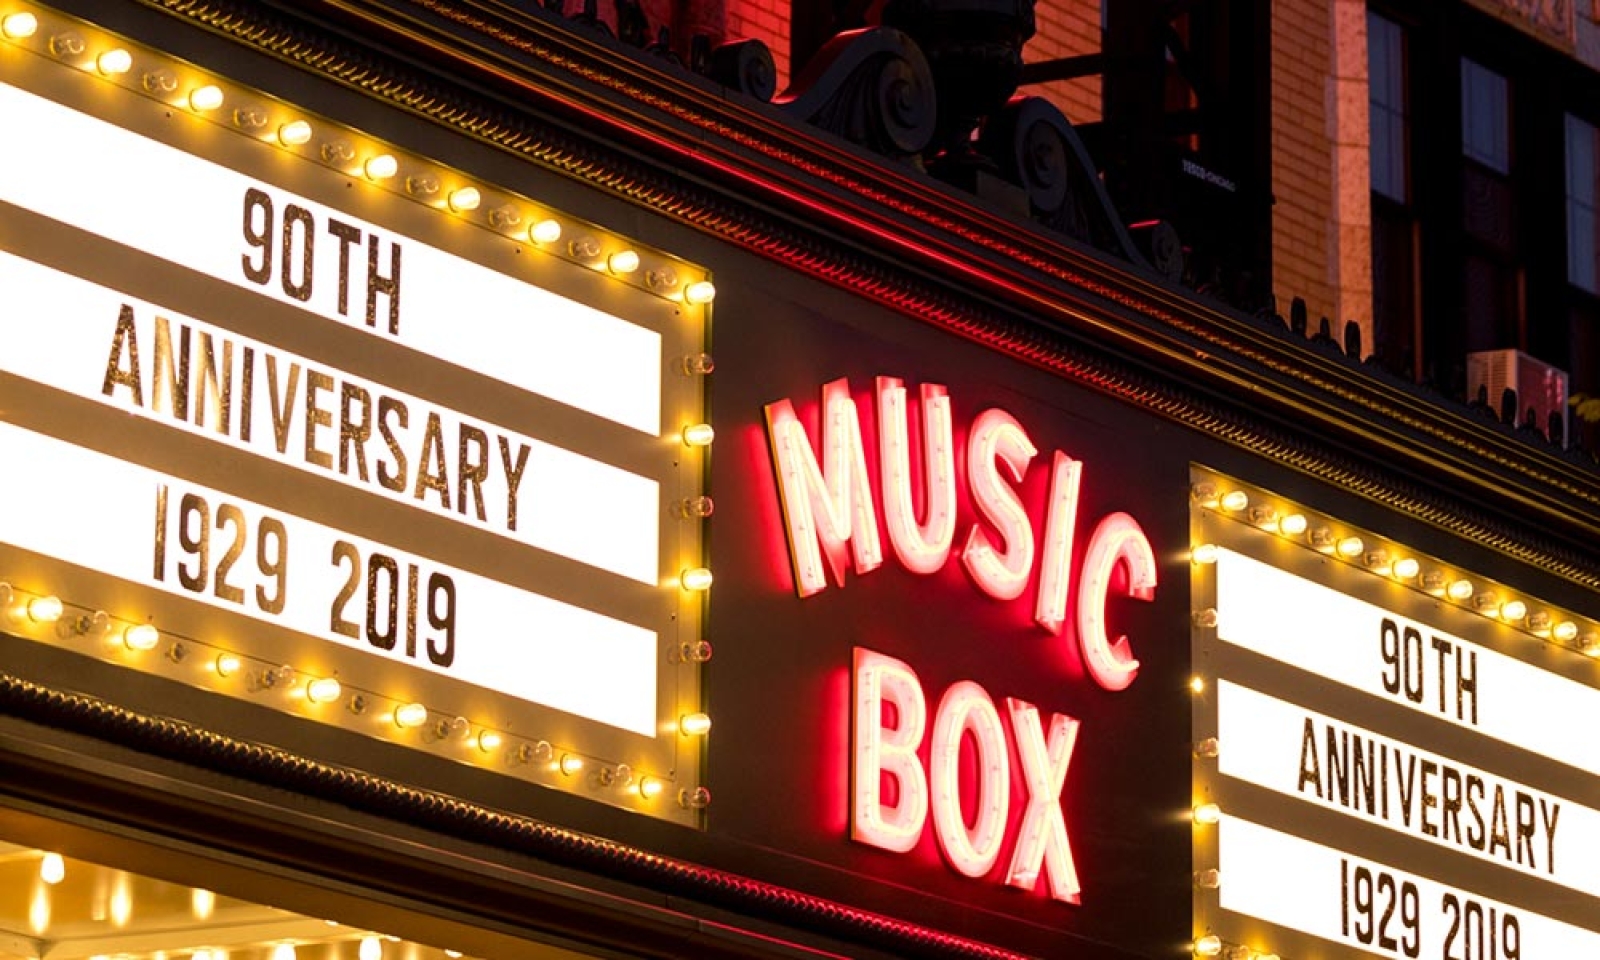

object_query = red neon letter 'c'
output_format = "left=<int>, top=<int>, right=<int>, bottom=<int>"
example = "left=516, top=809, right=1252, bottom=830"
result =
left=1075, top=512, right=1157, bottom=691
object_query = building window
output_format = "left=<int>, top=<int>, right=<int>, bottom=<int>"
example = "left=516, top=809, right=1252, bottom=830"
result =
left=1368, top=11, right=1407, bottom=202
left=1461, top=58, right=1510, bottom=174
left=1567, top=113, right=1599, bottom=294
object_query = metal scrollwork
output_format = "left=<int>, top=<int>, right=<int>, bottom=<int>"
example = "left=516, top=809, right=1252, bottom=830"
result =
left=775, top=28, right=937, bottom=164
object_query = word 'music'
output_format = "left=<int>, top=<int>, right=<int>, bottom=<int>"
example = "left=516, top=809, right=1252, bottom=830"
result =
left=765, top=377, right=1156, bottom=691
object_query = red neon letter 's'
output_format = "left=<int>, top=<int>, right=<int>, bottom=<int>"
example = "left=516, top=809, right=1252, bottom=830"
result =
left=1076, top=512, right=1157, bottom=691
left=929, top=681, right=1010, bottom=877
left=765, top=380, right=884, bottom=597
left=851, top=647, right=928, bottom=853
left=1005, top=698, right=1081, bottom=903
left=962, top=408, right=1037, bottom=600
left=877, top=378, right=956, bottom=574
left=1034, top=451, right=1082, bottom=632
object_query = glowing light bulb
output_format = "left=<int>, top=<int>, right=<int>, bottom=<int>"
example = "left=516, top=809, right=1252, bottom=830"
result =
left=1277, top=513, right=1308, bottom=536
left=1336, top=536, right=1364, bottom=558
left=559, top=753, right=584, bottom=776
left=638, top=776, right=664, bottom=799
left=682, top=280, right=716, bottom=304
left=2, top=12, right=39, bottom=38
left=277, top=120, right=312, bottom=145
left=1447, top=579, right=1474, bottom=601
left=477, top=730, right=503, bottom=752
left=678, top=712, right=712, bottom=736
left=394, top=703, right=428, bottom=728
left=1218, top=490, right=1248, bottom=511
left=364, top=154, right=398, bottom=180
left=681, top=423, right=715, bottom=447
left=271, top=945, right=296, bottom=960
left=123, top=623, right=159, bottom=651
left=679, top=568, right=713, bottom=591
left=1191, top=544, right=1219, bottom=564
left=1500, top=600, right=1528, bottom=622
left=448, top=187, right=481, bottom=212
left=607, top=250, right=640, bottom=274
left=1393, top=557, right=1420, bottom=580
left=188, top=85, right=224, bottom=111
left=359, top=937, right=381, bottom=960
left=306, top=677, right=342, bottom=703
left=1194, top=936, right=1223, bottom=957
left=1555, top=621, right=1580, bottom=642
left=215, top=653, right=241, bottom=677
left=530, top=219, right=562, bottom=244
left=39, top=853, right=64, bottom=885
left=1192, top=803, right=1222, bottom=825
left=191, top=888, right=216, bottom=919
left=96, top=48, right=132, bottom=75
left=1189, top=675, right=1206, bottom=694
left=27, top=595, right=62, bottom=623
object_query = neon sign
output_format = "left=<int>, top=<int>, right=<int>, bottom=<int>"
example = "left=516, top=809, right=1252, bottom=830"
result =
left=766, top=378, right=1157, bottom=904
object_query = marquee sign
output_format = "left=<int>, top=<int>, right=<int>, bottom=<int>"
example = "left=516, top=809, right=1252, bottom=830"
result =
left=0, top=4, right=713, bottom=822
left=1190, top=469, right=1600, bottom=958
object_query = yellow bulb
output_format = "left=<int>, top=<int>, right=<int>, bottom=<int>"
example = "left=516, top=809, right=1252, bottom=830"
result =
left=1555, top=621, right=1580, bottom=642
left=188, top=85, right=224, bottom=111
left=1219, top=490, right=1249, bottom=511
left=123, top=623, right=159, bottom=651
left=1191, top=544, right=1219, bottom=564
left=682, top=280, right=716, bottom=304
left=394, top=702, right=428, bottom=728
left=359, top=937, right=382, bottom=960
left=306, top=677, right=342, bottom=703
left=1192, top=803, right=1222, bottom=825
left=607, top=250, right=641, bottom=274
left=2, top=12, right=38, bottom=38
left=27, top=595, right=63, bottom=623
left=679, top=712, right=712, bottom=736
left=477, top=730, right=503, bottom=752
left=1194, top=935, right=1223, bottom=957
left=680, top=567, right=713, bottom=591
left=278, top=120, right=312, bottom=145
left=530, top=219, right=562, bottom=244
left=681, top=423, right=715, bottom=447
left=1336, top=536, right=1364, bottom=558
left=448, top=187, right=481, bottom=212
left=96, top=49, right=132, bottom=75
left=215, top=652, right=242, bottom=677
left=1276, top=513, right=1308, bottom=536
left=559, top=753, right=584, bottom=776
left=638, top=776, right=664, bottom=799
left=364, top=154, right=398, bottom=180
left=1189, top=675, right=1206, bottom=694
left=1393, top=557, right=1420, bottom=580
left=1447, top=579, right=1474, bottom=601
left=271, top=946, right=296, bottom=960
left=1500, top=600, right=1528, bottom=622
left=39, top=853, right=64, bottom=885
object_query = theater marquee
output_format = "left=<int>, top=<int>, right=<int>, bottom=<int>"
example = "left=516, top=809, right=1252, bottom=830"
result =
left=1190, top=468, right=1600, bottom=959
left=0, top=4, right=714, bottom=823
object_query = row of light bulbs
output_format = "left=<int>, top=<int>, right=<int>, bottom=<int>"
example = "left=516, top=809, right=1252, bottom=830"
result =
left=0, top=582, right=712, bottom=809
left=0, top=8, right=716, bottom=306
left=1190, top=481, right=1600, bottom=655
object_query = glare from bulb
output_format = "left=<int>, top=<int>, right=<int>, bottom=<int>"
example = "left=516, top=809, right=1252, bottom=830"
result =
left=448, top=187, right=481, bottom=212
left=1194, top=936, right=1223, bottom=957
left=39, top=853, right=65, bottom=885
left=1189, top=675, right=1206, bottom=694
left=682, top=280, right=716, bottom=304
left=681, top=423, right=715, bottom=447
left=530, top=219, right=562, bottom=244
left=2, top=12, right=39, bottom=38
left=1555, top=621, right=1580, bottom=642
left=277, top=120, right=312, bottom=145
left=27, top=595, right=63, bottom=623
left=123, top=623, right=159, bottom=650
left=1219, top=490, right=1249, bottom=511
left=192, top=888, right=216, bottom=919
left=1336, top=536, right=1364, bottom=558
left=394, top=703, right=429, bottom=728
left=638, top=776, right=664, bottom=799
left=1276, top=513, right=1308, bottom=536
left=680, top=567, right=713, bottom=591
left=1499, top=600, right=1528, bottom=622
left=1393, top=557, right=1420, bottom=580
left=477, top=730, right=503, bottom=752
left=306, top=677, right=342, bottom=703
left=1192, top=803, right=1222, bottom=825
left=364, top=154, right=398, bottom=180
left=559, top=753, right=584, bottom=776
left=1191, top=543, right=1219, bottom=564
left=359, top=937, right=381, bottom=960
left=1447, top=579, right=1474, bottom=601
left=188, top=85, right=224, bottom=111
left=271, top=946, right=296, bottom=960
left=215, top=653, right=242, bottom=677
left=607, top=250, right=641, bottom=274
left=679, top=712, right=712, bottom=736
left=96, top=49, right=133, bottom=75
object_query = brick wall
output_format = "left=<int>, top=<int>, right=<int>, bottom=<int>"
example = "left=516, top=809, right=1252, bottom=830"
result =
left=1272, top=0, right=1373, bottom=350
left=723, top=0, right=790, bottom=90
left=1024, top=0, right=1102, bottom=124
